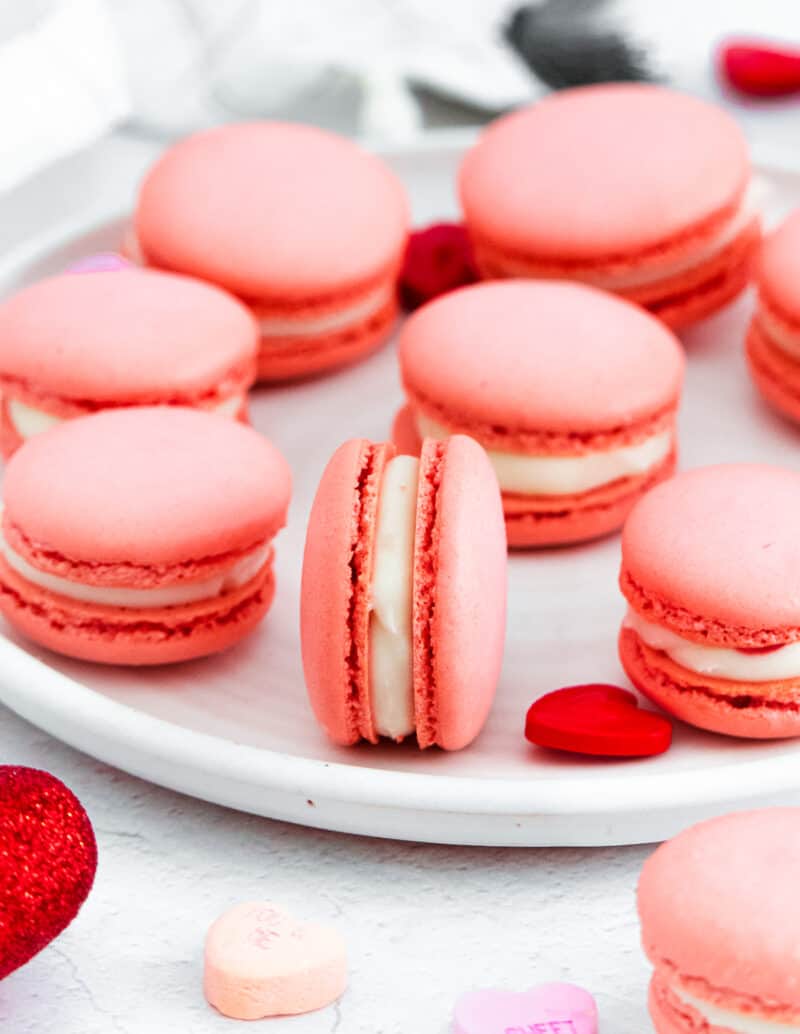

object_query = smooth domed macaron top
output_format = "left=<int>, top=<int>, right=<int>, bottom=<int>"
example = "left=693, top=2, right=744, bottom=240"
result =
left=3, top=407, right=291, bottom=567
left=757, top=209, right=800, bottom=320
left=0, top=270, right=257, bottom=401
left=639, top=809, right=800, bottom=1010
left=399, top=280, right=683, bottom=433
left=460, top=84, right=750, bottom=260
left=622, top=464, right=800, bottom=634
left=135, top=122, right=409, bottom=300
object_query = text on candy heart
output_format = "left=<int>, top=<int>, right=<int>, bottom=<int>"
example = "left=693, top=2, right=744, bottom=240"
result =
left=504, top=1023, right=577, bottom=1034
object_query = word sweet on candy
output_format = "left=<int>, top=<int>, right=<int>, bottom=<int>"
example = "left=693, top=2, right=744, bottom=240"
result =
left=203, top=900, right=347, bottom=1020
left=452, top=983, right=598, bottom=1034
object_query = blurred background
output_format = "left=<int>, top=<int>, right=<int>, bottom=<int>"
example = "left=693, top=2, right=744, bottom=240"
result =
left=1, top=0, right=798, bottom=242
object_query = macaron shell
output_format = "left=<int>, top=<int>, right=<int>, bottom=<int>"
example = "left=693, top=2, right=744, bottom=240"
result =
left=255, top=289, right=399, bottom=381
left=399, top=281, right=684, bottom=441
left=0, top=554, right=275, bottom=666
left=459, top=84, right=749, bottom=261
left=746, top=319, right=800, bottom=424
left=300, top=439, right=393, bottom=745
left=618, top=625, right=800, bottom=739
left=414, top=436, right=507, bottom=749
left=620, top=464, right=800, bottom=643
left=3, top=408, right=292, bottom=572
left=757, top=209, right=800, bottom=322
left=135, top=122, right=409, bottom=300
left=647, top=975, right=701, bottom=1034
left=638, top=809, right=800, bottom=1013
left=0, top=270, right=257, bottom=403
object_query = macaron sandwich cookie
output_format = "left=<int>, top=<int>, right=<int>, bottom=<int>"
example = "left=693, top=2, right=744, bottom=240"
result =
left=0, top=407, right=291, bottom=665
left=619, top=464, right=800, bottom=738
left=394, top=280, right=684, bottom=548
left=301, top=435, right=507, bottom=750
left=747, top=210, right=800, bottom=422
left=0, top=269, right=258, bottom=457
left=131, top=122, right=409, bottom=381
left=639, top=809, right=800, bottom=1034
left=460, top=84, right=760, bottom=328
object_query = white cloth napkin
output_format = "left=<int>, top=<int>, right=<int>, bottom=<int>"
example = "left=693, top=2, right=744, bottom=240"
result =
left=0, top=0, right=798, bottom=195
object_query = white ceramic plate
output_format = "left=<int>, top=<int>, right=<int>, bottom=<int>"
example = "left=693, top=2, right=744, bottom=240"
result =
left=2, top=132, right=800, bottom=847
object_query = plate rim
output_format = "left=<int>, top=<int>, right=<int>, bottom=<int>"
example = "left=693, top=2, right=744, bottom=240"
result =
left=2, top=132, right=800, bottom=836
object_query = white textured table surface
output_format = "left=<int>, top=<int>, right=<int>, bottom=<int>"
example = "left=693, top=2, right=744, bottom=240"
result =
left=0, top=132, right=655, bottom=1034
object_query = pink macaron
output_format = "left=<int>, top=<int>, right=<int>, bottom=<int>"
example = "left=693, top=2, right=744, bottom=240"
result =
left=460, top=84, right=760, bottom=328
left=395, top=280, right=684, bottom=548
left=0, top=407, right=291, bottom=665
left=619, top=464, right=800, bottom=738
left=639, top=808, right=800, bottom=1034
left=300, top=435, right=507, bottom=750
left=747, top=209, right=800, bottom=423
left=130, top=122, right=409, bottom=381
left=0, top=269, right=258, bottom=457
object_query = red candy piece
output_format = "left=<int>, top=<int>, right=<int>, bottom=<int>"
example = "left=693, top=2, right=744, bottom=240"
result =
left=719, top=40, right=800, bottom=98
left=525, top=684, right=673, bottom=758
left=0, top=767, right=97, bottom=980
left=398, top=222, right=478, bottom=311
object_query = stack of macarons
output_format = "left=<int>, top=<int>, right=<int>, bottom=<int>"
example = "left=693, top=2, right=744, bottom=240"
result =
left=0, top=268, right=259, bottom=455
left=127, top=122, right=410, bottom=381
left=394, top=280, right=684, bottom=547
left=747, top=209, right=800, bottom=423
left=459, top=83, right=760, bottom=328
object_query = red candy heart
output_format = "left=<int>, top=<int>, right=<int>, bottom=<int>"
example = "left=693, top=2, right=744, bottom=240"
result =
left=0, top=767, right=97, bottom=980
left=398, top=222, right=478, bottom=311
left=525, top=684, right=672, bottom=758
left=719, top=39, right=800, bottom=98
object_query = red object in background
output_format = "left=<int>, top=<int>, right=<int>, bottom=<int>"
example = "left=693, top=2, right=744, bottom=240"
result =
left=719, top=40, right=800, bottom=98
left=0, top=767, right=97, bottom=980
left=398, top=222, right=479, bottom=311
left=525, top=684, right=673, bottom=758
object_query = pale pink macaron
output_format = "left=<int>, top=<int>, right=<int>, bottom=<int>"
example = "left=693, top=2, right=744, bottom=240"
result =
left=0, top=407, right=291, bottom=665
left=639, top=809, right=800, bottom=1034
left=301, top=435, right=507, bottom=750
left=460, top=84, right=760, bottom=328
left=204, top=901, right=346, bottom=1019
left=394, top=280, right=684, bottom=548
left=0, top=268, right=258, bottom=458
left=129, top=122, right=409, bottom=381
left=747, top=209, right=800, bottom=423
left=619, top=464, right=800, bottom=738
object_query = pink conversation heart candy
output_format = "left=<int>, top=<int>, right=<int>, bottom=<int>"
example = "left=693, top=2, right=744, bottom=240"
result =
left=65, top=253, right=132, bottom=274
left=453, top=983, right=598, bottom=1034
left=204, top=901, right=347, bottom=1019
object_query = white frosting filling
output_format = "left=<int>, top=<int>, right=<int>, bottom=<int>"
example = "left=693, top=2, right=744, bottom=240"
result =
left=0, top=514, right=270, bottom=608
left=417, top=413, right=672, bottom=495
left=673, top=984, right=800, bottom=1034
left=625, top=609, right=800, bottom=682
left=368, top=455, right=418, bottom=739
left=258, top=284, right=392, bottom=338
left=758, top=307, right=800, bottom=361
left=584, top=188, right=759, bottom=290
left=7, top=394, right=244, bottom=440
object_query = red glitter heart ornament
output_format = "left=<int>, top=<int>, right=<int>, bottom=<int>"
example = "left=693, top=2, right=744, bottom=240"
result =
left=0, top=766, right=97, bottom=979
left=525, top=684, right=672, bottom=757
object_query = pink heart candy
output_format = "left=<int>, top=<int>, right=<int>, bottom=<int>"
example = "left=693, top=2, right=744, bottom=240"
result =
left=453, top=983, right=598, bottom=1034
left=204, top=901, right=347, bottom=1020
left=65, top=253, right=132, bottom=275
